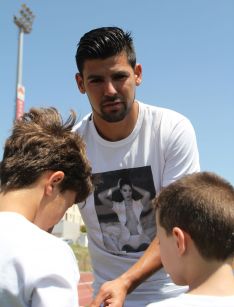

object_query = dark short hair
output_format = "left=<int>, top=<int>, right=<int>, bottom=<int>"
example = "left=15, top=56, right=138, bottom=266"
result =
left=0, top=107, right=93, bottom=203
left=155, top=172, right=234, bottom=261
left=76, top=26, right=136, bottom=75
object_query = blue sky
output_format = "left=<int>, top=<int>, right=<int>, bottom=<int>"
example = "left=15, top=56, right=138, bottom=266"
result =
left=1, top=0, right=234, bottom=184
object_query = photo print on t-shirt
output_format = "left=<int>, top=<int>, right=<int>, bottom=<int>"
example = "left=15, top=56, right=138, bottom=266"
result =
left=93, top=166, right=156, bottom=254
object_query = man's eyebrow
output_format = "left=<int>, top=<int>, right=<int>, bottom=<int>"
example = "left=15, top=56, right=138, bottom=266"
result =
left=87, top=71, right=130, bottom=80
left=113, top=70, right=130, bottom=75
left=114, top=71, right=132, bottom=79
left=87, top=74, right=103, bottom=80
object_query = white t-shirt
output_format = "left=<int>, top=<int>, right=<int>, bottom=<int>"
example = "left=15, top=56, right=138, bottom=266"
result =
left=146, top=293, right=234, bottom=306
left=0, top=212, right=79, bottom=307
left=75, top=101, right=200, bottom=306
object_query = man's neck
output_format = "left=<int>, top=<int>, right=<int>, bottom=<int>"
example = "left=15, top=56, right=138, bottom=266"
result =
left=93, top=101, right=139, bottom=141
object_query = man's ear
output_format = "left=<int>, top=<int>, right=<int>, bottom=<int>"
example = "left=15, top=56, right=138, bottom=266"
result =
left=75, top=73, right=86, bottom=94
left=134, top=63, right=142, bottom=86
left=45, top=171, right=65, bottom=196
left=172, top=227, right=187, bottom=256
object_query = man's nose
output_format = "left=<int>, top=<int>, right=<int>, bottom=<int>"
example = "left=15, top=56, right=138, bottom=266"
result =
left=103, top=81, right=117, bottom=95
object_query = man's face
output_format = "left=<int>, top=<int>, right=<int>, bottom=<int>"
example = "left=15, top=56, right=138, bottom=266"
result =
left=76, top=52, right=142, bottom=123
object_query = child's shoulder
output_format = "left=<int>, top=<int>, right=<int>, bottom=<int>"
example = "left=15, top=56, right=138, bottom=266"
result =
left=147, top=293, right=234, bottom=307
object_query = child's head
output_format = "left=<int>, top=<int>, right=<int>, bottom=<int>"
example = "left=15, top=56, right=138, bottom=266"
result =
left=155, top=172, right=234, bottom=283
left=0, top=107, right=93, bottom=203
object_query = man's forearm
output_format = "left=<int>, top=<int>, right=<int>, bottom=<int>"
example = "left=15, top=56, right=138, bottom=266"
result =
left=119, top=237, right=162, bottom=293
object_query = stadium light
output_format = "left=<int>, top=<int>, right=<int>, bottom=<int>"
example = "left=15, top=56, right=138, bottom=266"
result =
left=14, top=3, right=35, bottom=120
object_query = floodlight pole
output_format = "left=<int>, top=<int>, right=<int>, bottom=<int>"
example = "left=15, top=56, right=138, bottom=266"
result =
left=14, top=4, right=35, bottom=120
left=16, top=27, right=24, bottom=88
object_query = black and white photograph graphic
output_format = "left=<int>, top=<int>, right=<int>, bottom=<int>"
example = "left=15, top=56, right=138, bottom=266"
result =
left=93, top=166, right=156, bottom=254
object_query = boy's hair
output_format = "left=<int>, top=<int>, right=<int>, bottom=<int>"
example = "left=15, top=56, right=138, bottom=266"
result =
left=76, top=26, right=136, bottom=75
left=155, top=172, right=234, bottom=261
left=0, top=107, right=92, bottom=203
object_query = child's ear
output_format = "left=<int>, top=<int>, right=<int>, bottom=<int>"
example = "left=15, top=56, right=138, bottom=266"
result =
left=45, top=171, right=64, bottom=196
left=50, top=171, right=64, bottom=186
left=172, top=227, right=187, bottom=256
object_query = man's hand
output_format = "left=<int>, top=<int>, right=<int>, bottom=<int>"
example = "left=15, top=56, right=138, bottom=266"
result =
left=90, top=276, right=129, bottom=307
left=90, top=238, right=161, bottom=307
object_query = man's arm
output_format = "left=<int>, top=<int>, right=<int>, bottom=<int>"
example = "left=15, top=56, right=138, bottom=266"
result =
left=90, top=237, right=161, bottom=307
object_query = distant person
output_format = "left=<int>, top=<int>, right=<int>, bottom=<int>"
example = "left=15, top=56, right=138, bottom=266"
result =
left=98, top=177, right=151, bottom=252
left=0, top=107, right=93, bottom=307
left=74, top=26, right=200, bottom=306
left=147, top=172, right=234, bottom=307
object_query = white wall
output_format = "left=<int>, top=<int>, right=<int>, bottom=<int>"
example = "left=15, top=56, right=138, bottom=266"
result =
left=52, top=204, right=85, bottom=243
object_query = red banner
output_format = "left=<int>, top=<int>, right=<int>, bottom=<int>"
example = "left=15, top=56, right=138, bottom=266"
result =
left=16, top=85, right=25, bottom=120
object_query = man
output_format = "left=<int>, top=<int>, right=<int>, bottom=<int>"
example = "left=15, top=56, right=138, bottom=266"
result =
left=74, top=26, right=200, bottom=306
left=0, top=107, right=93, bottom=306
left=147, top=172, right=234, bottom=307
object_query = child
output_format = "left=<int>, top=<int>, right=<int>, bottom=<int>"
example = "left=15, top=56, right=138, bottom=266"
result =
left=147, top=172, right=234, bottom=306
left=0, top=107, right=93, bottom=307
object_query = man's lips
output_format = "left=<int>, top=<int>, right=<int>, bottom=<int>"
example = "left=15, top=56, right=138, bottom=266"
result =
left=102, top=101, right=123, bottom=110
left=102, top=100, right=122, bottom=107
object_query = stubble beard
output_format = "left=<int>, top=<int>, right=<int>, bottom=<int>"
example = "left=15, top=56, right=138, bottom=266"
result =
left=97, top=96, right=135, bottom=123
left=100, top=103, right=128, bottom=122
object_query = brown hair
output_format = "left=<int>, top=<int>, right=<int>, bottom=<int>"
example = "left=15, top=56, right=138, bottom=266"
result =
left=155, top=172, right=234, bottom=261
left=0, top=107, right=93, bottom=203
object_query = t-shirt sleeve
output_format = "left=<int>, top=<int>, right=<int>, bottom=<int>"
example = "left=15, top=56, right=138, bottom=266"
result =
left=162, top=117, right=200, bottom=187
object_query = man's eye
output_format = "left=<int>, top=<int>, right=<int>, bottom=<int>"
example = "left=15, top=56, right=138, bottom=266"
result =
left=90, top=79, right=102, bottom=83
left=114, top=74, right=127, bottom=81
